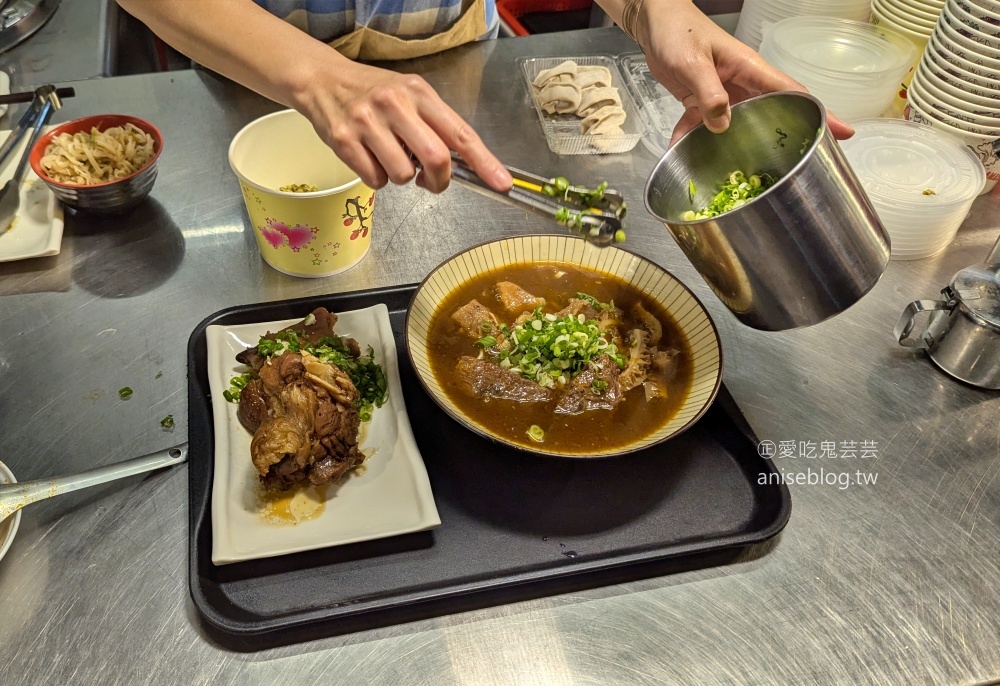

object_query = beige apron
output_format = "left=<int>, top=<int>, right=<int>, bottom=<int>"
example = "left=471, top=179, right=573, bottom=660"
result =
left=328, top=0, right=488, bottom=61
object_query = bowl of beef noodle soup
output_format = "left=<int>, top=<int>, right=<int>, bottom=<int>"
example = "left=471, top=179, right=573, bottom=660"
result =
left=405, top=235, right=723, bottom=458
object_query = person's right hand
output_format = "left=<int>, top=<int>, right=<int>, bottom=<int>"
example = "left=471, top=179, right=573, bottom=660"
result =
left=299, top=62, right=513, bottom=194
left=629, top=0, right=854, bottom=145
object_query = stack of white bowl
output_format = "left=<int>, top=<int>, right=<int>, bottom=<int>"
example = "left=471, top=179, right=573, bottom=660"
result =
left=758, top=17, right=915, bottom=121
left=735, top=0, right=872, bottom=50
left=904, top=0, right=1000, bottom=193
left=869, top=0, right=944, bottom=115
left=871, top=0, right=945, bottom=45
left=842, top=119, right=985, bottom=260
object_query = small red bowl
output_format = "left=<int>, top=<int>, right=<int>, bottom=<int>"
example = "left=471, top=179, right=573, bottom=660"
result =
left=30, top=114, right=164, bottom=213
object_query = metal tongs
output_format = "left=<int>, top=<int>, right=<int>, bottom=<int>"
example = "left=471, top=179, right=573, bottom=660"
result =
left=0, top=85, right=64, bottom=230
left=428, top=152, right=627, bottom=247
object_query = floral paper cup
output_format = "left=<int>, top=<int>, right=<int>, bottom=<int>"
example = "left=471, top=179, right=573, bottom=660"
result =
left=228, top=109, right=374, bottom=278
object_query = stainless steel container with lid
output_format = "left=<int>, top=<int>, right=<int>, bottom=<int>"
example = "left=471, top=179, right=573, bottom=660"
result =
left=644, top=91, right=891, bottom=331
left=895, top=239, right=1000, bottom=389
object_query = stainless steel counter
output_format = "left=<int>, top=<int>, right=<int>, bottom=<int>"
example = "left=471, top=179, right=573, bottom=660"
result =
left=2, top=27, right=999, bottom=686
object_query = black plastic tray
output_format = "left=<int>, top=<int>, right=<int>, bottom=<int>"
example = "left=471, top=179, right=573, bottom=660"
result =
left=187, top=285, right=791, bottom=649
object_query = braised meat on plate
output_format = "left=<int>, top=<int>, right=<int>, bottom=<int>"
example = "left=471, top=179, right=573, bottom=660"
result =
left=224, top=308, right=387, bottom=491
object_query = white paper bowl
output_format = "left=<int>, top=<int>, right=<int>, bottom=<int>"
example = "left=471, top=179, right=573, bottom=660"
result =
left=910, top=71, right=1000, bottom=126
left=0, top=461, right=20, bottom=565
left=919, top=58, right=1000, bottom=106
left=926, top=34, right=1000, bottom=88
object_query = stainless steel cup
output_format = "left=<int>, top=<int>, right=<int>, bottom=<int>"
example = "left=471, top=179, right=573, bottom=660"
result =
left=644, top=91, right=891, bottom=331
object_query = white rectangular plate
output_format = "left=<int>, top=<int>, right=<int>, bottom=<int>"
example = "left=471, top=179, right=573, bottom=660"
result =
left=206, top=304, right=440, bottom=565
left=0, top=128, right=64, bottom=263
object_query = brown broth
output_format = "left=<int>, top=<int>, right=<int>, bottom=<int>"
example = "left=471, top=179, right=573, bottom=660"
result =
left=426, top=263, right=694, bottom=453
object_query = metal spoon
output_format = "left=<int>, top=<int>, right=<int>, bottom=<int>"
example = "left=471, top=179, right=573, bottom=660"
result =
left=0, top=444, right=188, bottom=523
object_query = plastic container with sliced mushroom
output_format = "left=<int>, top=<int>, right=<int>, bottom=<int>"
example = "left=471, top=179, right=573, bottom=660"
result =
left=520, top=56, right=646, bottom=155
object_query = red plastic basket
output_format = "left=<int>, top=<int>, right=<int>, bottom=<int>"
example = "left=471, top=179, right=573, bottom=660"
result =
left=497, top=0, right=594, bottom=36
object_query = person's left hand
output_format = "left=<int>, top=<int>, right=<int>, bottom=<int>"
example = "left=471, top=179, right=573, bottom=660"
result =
left=632, top=0, right=855, bottom=145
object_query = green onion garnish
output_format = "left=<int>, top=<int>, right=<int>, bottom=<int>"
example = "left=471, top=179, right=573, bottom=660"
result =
left=160, top=414, right=174, bottom=429
left=483, top=300, right=624, bottom=389
left=681, top=170, right=776, bottom=221
left=526, top=425, right=545, bottom=443
left=118, top=386, right=133, bottom=399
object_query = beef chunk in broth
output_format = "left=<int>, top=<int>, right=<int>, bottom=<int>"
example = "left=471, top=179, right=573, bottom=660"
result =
left=455, top=356, right=554, bottom=402
left=496, top=281, right=545, bottom=315
left=451, top=299, right=499, bottom=340
left=554, top=354, right=623, bottom=415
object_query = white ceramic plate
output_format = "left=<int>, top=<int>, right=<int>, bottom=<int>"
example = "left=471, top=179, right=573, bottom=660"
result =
left=206, top=304, right=440, bottom=565
left=0, top=128, right=64, bottom=263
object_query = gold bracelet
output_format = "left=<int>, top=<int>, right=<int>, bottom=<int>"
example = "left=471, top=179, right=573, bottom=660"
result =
left=620, top=0, right=646, bottom=46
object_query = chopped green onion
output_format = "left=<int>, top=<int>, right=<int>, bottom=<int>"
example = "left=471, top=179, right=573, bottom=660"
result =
left=484, top=304, right=625, bottom=388
left=526, top=425, right=545, bottom=443
left=682, top=169, right=777, bottom=221
left=118, top=386, right=133, bottom=400
left=592, top=380, right=609, bottom=393
left=160, top=414, right=174, bottom=429
left=223, top=371, right=253, bottom=403
left=688, top=179, right=697, bottom=202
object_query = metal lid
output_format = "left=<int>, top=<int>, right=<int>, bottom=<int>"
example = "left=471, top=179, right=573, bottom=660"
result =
left=950, top=264, right=1000, bottom=328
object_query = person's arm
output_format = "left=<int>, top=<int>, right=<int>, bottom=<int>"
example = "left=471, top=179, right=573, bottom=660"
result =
left=116, top=0, right=512, bottom=193
left=594, top=0, right=854, bottom=143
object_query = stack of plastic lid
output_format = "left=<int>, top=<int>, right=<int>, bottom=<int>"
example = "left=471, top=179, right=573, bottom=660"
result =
left=841, top=119, right=986, bottom=261
left=758, top=17, right=916, bottom=121
left=904, top=0, right=1000, bottom=193
left=735, top=0, right=871, bottom=50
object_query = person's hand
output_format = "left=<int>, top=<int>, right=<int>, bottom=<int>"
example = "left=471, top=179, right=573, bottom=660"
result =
left=633, top=0, right=855, bottom=145
left=300, top=61, right=513, bottom=193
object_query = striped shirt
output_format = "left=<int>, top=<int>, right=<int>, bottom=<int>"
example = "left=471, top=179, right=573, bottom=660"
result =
left=252, top=0, right=498, bottom=42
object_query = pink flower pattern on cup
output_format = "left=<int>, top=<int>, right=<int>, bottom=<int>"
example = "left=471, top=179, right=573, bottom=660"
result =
left=258, top=219, right=319, bottom=252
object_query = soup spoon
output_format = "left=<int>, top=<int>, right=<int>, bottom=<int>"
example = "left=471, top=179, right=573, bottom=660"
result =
left=0, top=444, right=187, bottom=523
